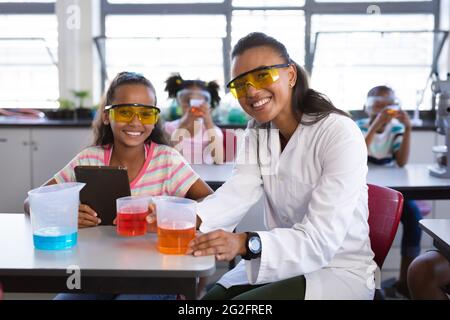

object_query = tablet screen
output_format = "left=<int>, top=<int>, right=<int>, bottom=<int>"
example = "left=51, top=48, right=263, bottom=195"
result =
left=74, top=166, right=131, bottom=225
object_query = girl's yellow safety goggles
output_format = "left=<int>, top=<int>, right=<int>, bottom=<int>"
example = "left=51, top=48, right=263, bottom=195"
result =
left=226, top=63, right=291, bottom=99
left=105, top=104, right=160, bottom=125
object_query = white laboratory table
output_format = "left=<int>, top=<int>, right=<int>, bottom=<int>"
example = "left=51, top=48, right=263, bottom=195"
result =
left=0, top=214, right=215, bottom=299
left=419, top=219, right=450, bottom=260
left=192, top=163, right=450, bottom=200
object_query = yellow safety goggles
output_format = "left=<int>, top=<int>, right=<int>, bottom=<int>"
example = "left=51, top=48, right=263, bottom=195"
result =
left=105, top=104, right=160, bottom=125
left=226, top=63, right=291, bottom=99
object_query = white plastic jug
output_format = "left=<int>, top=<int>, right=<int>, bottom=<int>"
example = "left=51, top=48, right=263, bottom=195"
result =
left=28, top=182, right=85, bottom=250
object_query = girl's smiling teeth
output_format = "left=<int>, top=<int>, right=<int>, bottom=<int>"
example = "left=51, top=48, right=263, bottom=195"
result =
left=124, top=131, right=143, bottom=137
left=252, top=97, right=271, bottom=108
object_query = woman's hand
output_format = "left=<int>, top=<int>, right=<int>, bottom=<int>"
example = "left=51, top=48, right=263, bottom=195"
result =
left=186, top=230, right=247, bottom=261
left=78, top=204, right=101, bottom=228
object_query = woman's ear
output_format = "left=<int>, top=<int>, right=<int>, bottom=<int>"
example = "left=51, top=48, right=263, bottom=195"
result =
left=288, top=64, right=297, bottom=88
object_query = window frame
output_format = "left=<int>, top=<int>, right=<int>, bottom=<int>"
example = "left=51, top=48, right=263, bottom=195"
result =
left=0, top=2, right=54, bottom=14
left=100, top=0, right=440, bottom=116
left=0, top=2, right=57, bottom=109
left=0, top=1, right=440, bottom=115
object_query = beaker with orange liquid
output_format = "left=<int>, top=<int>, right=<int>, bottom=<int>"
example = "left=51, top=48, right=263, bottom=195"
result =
left=190, top=99, right=204, bottom=117
left=385, top=105, right=400, bottom=116
left=154, top=196, right=196, bottom=254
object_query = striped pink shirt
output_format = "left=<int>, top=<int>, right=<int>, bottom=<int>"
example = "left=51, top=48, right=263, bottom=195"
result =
left=54, top=142, right=199, bottom=197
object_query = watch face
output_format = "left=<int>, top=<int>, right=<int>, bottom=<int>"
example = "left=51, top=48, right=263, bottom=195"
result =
left=248, top=236, right=261, bottom=253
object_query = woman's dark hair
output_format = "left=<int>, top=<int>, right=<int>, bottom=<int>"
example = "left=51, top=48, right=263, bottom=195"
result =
left=92, top=71, right=170, bottom=146
left=164, top=73, right=221, bottom=109
left=231, top=32, right=349, bottom=125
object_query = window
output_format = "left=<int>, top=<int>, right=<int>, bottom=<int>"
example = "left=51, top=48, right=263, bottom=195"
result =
left=315, top=0, right=429, bottom=2
left=104, top=14, right=226, bottom=108
left=107, top=0, right=224, bottom=3
left=310, top=14, right=435, bottom=111
left=233, top=0, right=305, bottom=6
left=0, top=14, right=58, bottom=109
left=231, top=10, right=305, bottom=65
left=101, top=0, right=439, bottom=115
left=0, top=0, right=53, bottom=2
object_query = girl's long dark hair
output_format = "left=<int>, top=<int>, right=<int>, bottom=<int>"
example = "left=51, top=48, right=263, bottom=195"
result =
left=231, top=32, right=349, bottom=125
left=164, top=73, right=221, bottom=109
left=92, top=71, right=170, bottom=146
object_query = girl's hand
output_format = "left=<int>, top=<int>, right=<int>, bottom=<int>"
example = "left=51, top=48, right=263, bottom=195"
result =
left=395, top=110, right=412, bottom=130
left=198, top=102, right=214, bottom=124
left=186, top=230, right=247, bottom=261
left=146, top=203, right=157, bottom=233
left=180, top=106, right=201, bottom=126
left=78, top=204, right=101, bottom=228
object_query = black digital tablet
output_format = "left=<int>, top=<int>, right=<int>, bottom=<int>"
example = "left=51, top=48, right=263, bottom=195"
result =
left=74, top=166, right=131, bottom=225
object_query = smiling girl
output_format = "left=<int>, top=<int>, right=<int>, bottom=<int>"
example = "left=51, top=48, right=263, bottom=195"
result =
left=25, top=71, right=212, bottom=228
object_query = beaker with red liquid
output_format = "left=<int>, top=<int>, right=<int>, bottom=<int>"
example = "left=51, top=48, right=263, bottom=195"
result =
left=116, top=196, right=149, bottom=237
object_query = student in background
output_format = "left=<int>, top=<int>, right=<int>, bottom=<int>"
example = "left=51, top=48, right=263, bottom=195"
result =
left=408, top=250, right=450, bottom=300
left=23, top=71, right=213, bottom=300
left=164, top=74, right=223, bottom=164
left=356, top=85, right=421, bottom=298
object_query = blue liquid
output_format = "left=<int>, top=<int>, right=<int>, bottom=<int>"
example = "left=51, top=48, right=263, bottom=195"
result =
left=33, top=227, right=77, bottom=250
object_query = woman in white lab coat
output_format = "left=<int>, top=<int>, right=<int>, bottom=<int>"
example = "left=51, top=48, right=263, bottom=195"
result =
left=185, top=32, right=377, bottom=300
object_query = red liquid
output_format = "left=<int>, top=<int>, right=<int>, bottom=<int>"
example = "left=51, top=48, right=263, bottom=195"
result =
left=157, top=221, right=196, bottom=254
left=117, top=211, right=147, bottom=236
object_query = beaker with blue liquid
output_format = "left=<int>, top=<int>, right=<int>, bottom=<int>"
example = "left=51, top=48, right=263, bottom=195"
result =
left=28, top=182, right=85, bottom=250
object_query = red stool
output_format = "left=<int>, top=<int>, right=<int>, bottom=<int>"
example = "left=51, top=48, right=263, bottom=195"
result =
left=368, top=184, right=404, bottom=268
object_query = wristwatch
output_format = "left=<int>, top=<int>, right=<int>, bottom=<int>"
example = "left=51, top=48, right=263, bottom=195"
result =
left=241, top=232, right=262, bottom=260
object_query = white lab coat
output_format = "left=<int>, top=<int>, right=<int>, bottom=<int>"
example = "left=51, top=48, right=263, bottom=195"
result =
left=197, top=113, right=377, bottom=300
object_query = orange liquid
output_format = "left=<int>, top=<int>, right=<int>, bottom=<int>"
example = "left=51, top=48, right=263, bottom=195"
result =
left=190, top=107, right=203, bottom=116
left=387, top=109, right=398, bottom=116
left=157, top=221, right=196, bottom=254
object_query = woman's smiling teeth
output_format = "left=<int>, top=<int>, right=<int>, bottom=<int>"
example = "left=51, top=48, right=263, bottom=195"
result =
left=252, top=97, right=271, bottom=109
left=124, top=131, right=143, bottom=137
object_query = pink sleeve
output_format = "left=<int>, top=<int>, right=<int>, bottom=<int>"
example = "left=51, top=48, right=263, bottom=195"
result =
left=53, top=148, right=100, bottom=183
left=53, top=156, right=79, bottom=183
left=164, top=120, right=178, bottom=135
left=164, top=149, right=200, bottom=197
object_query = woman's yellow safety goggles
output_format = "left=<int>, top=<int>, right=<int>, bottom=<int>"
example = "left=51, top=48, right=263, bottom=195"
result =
left=105, top=104, right=160, bottom=125
left=226, top=63, right=291, bottom=99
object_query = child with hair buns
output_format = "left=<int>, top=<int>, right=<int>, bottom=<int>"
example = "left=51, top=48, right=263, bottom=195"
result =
left=164, top=74, right=224, bottom=164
